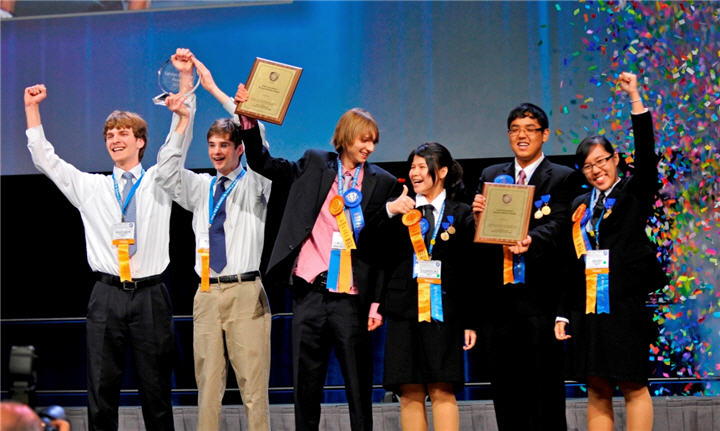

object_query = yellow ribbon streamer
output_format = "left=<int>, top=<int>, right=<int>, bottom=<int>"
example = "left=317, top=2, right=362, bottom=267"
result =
left=585, top=267, right=608, bottom=314
left=502, top=246, right=514, bottom=285
left=330, top=196, right=357, bottom=250
left=199, top=248, right=210, bottom=292
left=112, top=239, right=134, bottom=282
left=329, top=196, right=356, bottom=293
left=416, top=278, right=439, bottom=322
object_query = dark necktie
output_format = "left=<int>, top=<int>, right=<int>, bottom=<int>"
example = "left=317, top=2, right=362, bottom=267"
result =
left=517, top=169, right=527, bottom=185
left=210, top=177, right=228, bottom=273
left=590, top=192, right=606, bottom=228
left=421, top=204, right=435, bottom=247
left=121, top=172, right=137, bottom=256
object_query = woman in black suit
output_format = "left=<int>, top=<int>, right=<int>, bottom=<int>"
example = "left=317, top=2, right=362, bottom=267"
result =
left=554, top=72, right=666, bottom=431
left=382, top=142, right=477, bottom=431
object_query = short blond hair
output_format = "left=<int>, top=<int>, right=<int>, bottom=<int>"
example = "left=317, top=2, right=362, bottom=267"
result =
left=331, top=108, right=379, bottom=153
left=103, top=111, right=148, bottom=161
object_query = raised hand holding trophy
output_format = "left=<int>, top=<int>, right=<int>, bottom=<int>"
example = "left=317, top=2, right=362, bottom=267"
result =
left=152, top=48, right=201, bottom=105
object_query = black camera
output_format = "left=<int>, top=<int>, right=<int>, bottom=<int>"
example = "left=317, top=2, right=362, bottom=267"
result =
left=37, top=405, right=66, bottom=431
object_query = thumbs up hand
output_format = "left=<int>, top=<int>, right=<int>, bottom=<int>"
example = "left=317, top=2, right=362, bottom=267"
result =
left=387, top=184, right=416, bottom=215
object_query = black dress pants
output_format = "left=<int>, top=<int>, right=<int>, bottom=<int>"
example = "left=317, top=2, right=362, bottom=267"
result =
left=86, top=279, right=175, bottom=431
left=291, top=278, right=373, bottom=431
left=489, top=314, right=567, bottom=431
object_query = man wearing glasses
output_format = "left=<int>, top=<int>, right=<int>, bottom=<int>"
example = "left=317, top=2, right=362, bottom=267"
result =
left=472, top=103, right=584, bottom=431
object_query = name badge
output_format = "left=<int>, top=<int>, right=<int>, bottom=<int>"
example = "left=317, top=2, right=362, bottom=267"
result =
left=197, top=232, right=209, bottom=250
left=416, top=259, right=442, bottom=280
left=112, top=222, right=135, bottom=241
left=331, top=231, right=345, bottom=250
left=586, top=249, right=610, bottom=269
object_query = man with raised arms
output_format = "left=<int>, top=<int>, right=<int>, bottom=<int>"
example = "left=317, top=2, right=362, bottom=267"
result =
left=24, top=81, right=185, bottom=430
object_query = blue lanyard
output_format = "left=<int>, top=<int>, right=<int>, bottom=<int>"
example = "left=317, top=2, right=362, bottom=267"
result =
left=112, top=169, right=145, bottom=216
left=208, top=170, right=245, bottom=225
left=587, top=190, right=609, bottom=249
left=337, top=160, right=362, bottom=195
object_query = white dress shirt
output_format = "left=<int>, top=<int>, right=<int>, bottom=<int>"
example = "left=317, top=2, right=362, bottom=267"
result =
left=155, top=95, right=271, bottom=277
left=514, top=153, right=545, bottom=183
left=27, top=125, right=181, bottom=278
left=414, top=189, right=447, bottom=222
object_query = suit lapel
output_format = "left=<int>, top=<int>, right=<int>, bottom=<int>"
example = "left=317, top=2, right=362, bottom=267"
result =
left=360, top=163, right=378, bottom=211
left=528, top=158, right=552, bottom=189
left=319, top=156, right=338, bottom=209
left=431, top=199, right=457, bottom=256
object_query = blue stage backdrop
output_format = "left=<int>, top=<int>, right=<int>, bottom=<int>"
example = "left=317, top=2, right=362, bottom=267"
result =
left=2, top=1, right=599, bottom=176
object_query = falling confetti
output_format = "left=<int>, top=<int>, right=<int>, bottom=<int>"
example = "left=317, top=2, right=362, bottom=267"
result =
left=556, top=1, right=720, bottom=395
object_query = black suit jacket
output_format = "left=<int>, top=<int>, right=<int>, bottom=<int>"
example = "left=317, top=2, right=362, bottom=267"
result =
left=377, top=199, right=477, bottom=329
left=477, top=157, right=585, bottom=316
left=559, top=111, right=666, bottom=317
left=241, top=125, right=401, bottom=306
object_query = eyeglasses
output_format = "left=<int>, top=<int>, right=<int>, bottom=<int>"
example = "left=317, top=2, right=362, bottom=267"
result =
left=508, top=126, right=544, bottom=137
left=582, top=155, right=614, bottom=172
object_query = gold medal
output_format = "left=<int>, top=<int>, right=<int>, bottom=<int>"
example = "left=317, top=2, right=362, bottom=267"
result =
left=447, top=226, right=456, bottom=234
left=603, top=209, right=612, bottom=219
left=542, top=205, right=551, bottom=215
left=440, top=231, right=450, bottom=241
left=534, top=210, right=543, bottom=219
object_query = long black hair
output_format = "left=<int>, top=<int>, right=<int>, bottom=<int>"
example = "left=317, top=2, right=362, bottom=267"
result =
left=407, top=142, right=465, bottom=201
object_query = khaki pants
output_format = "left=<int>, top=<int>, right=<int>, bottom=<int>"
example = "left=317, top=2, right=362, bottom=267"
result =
left=193, top=277, right=271, bottom=431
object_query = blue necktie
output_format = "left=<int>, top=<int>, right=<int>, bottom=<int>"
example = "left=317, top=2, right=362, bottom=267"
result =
left=121, top=172, right=137, bottom=256
left=210, top=177, right=228, bottom=273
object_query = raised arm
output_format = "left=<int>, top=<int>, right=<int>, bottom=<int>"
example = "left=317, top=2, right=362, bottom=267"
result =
left=24, top=84, right=46, bottom=128
left=172, top=48, right=195, bottom=95
left=232, top=83, right=301, bottom=184
left=619, top=72, right=658, bottom=197
left=155, top=87, right=206, bottom=211
left=619, top=71, right=646, bottom=115
left=25, top=84, right=97, bottom=207
left=193, top=56, right=233, bottom=106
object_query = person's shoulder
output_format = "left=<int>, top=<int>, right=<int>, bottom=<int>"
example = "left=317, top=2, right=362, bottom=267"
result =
left=305, top=148, right=334, bottom=158
left=302, top=148, right=335, bottom=165
left=245, top=168, right=270, bottom=186
left=540, top=158, right=574, bottom=175
left=447, top=199, right=472, bottom=214
left=571, top=190, right=591, bottom=209
left=479, top=162, right=511, bottom=177
left=365, top=162, right=397, bottom=183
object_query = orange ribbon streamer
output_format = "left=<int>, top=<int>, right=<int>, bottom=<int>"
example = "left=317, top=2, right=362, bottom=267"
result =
left=572, top=203, right=588, bottom=258
left=112, top=239, right=134, bottom=282
left=404, top=209, right=437, bottom=321
left=199, top=248, right=210, bottom=292
left=502, top=246, right=514, bottom=284
left=338, top=249, right=352, bottom=293
left=403, top=209, right=429, bottom=261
